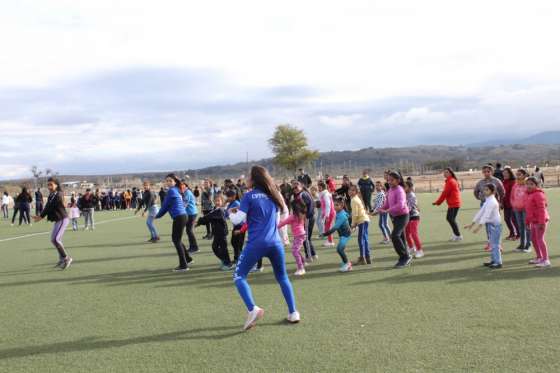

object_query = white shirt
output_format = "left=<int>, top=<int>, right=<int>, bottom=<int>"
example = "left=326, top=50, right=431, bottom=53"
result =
left=1, top=195, right=9, bottom=205
left=473, top=195, right=501, bottom=225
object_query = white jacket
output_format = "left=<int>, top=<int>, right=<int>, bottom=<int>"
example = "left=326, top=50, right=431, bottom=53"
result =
left=473, top=195, right=501, bottom=225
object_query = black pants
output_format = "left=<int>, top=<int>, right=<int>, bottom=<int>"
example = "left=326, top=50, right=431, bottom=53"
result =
left=19, top=205, right=30, bottom=225
left=391, top=214, right=410, bottom=260
left=36, top=202, right=43, bottom=216
left=172, top=215, right=192, bottom=268
left=446, top=207, right=461, bottom=237
left=231, top=230, right=245, bottom=262
left=361, top=190, right=372, bottom=212
left=503, top=207, right=518, bottom=237
left=11, top=206, right=19, bottom=224
left=304, top=216, right=316, bottom=258
left=212, top=235, right=231, bottom=266
left=185, top=214, right=198, bottom=250
left=202, top=210, right=212, bottom=236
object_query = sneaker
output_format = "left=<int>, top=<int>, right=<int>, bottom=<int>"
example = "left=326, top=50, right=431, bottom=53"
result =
left=173, top=266, right=189, bottom=273
left=379, top=239, right=390, bottom=245
left=61, top=257, right=73, bottom=270
left=250, top=265, right=263, bottom=273
left=365, top=256, right=372, bottom=265
left=522, top=247, right=532, bottom=254
left=54, top=259, right=65, bottom=268
left=243, top=306, right=264, bottom=330
left=394, top=256, right=412, bottom=269
left=305, top=257, right=314, bottom=264
left=355, top=257, right=366, bottom=266
left=322, top=242, right=335, bottom=248
left=454, top=235, right=463, bottom=241
left=294, top=268, right=306, bottom=276
left=188, top=247, right=199, bottom=254
left=514, top=246, right=525, bottom=252
left=220, top=264, right=234, bottom=271
left=407, top=247, right=415, bottom=255
left=339, top=262, right=353, bottom=272
left=186, top=256, right=194, bottom=265
left=414, top=250, right=425, bottom=258
left=489, top=263, right=503, bottom=269
left=483, top=262, right=495, bottom=267
left=484, top=244, right=491, bottom=252
left=287, top=311, right=301, bottom=324
left=528, top=258, right=542, bottom=265
left=536, top=260, right=551, bottom=268
left=312, top=255, right=319, bottom=261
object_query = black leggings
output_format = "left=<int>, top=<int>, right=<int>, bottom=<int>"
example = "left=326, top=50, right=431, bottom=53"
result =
left=446, top=207, right=461, bottom=237
left=303, top=216, right=316, bottom=258
left=231, top=230, right=245, bottom=262
left=172, top=215, right=192, bottom=268
left=202, top=210, right=212, bottom=236
left=185, top=214, right=198, bottom=250
left=212, top=235, right=232, bottom=266
left=503, top=207, right=518, bottom=237
left=391, top=214, right=410, bottom=260
left=19, top=205, right=30, bottom=225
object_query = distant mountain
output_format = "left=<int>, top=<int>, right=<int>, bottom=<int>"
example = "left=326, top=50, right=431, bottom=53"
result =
left=467, top=131, right=560, bottom=147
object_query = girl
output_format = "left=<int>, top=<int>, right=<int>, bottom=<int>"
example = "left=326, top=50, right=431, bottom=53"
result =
left=318, top=181, right=335, bottom=247
left=525, top=177, right=551, bottom=267
left=229, top=165, right=299, bottom=330
left=32, top=177, right=73, bottom=269
left=321, top=198, right=353, bottom=272
left=291, top=180, right=317, bottom=262
left=181, top=182, right=199, bottom=253
left=310, top=185, right=322, bottom=236
left=405, top=181, right=423, bottom=258
left=278, top=200, right=307, bottom=276
left=135, top=181, right=160, bottom=242
left=465, top=184, right=502, bottom=269
left=69, top=198, right=80, bottom=231
left=2, top=191, right=9, bottom=219
left=349, top=185, right=371, bottom=265
left=372, top=181, right=391, bottom=244
left=154, top=174, right=193, bottom=272
left=432, top=167, right=462, bottom=241
left=511, top=169, right=531, bottom=253
left=15, top=187, right=32, bottom=226
left=502, top=167, right=519, bottom=241
left=226, top=190, right=244, bottom=263
left=379, top=172, right=411, bottom=268
left=197, top=194, right=233, bottom=271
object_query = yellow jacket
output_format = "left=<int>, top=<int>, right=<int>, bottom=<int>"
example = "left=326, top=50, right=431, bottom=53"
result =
left=351, top=195, right=370, bottom=225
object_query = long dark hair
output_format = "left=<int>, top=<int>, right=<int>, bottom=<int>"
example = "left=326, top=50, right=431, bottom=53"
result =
left=503, top=167, right=515, bottom=181
left=445, top=167, right=457, bottom=180
left=250, top=165, right=284, bottom=209
left=47, top=177, right=62, bottom=192
left=166, top=173, right=182, bottom=187
left=388, top=171, right=404, bottom=187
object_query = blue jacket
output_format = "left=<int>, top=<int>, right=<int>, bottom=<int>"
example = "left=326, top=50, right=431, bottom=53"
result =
left=155, top=187, right=186, bottom=219
left=324, top=210, right=351, bottom=237
left=183, top=189, right=198, bottom=216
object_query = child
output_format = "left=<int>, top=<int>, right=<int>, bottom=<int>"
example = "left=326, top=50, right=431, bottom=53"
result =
left=404, top=181, right=423, bottom=258
left=234, top=222, right=264, bottom=272
left=32, top=177, right=73, bottom=269
left=225, top=190, right=244, bottom=263
left=197, top=194, right=233, bottom=271
left=321, top=199, right=353, bottom=272
left=372, top=181, right=391, bottom=244
left=465, top=184, right=502, bottom=269
left=349, top=185, right=371, bottom=265
left=318, top=181, right=335, bottom=247
left=278, top=200, right=308, bottom=276
left=310, top=185, right=323, bottom=236
left=525, top=177, right=551, bottom=267
left=69, top=198, right=80, bottom=231
left=511, top=169, right=531, bottom=253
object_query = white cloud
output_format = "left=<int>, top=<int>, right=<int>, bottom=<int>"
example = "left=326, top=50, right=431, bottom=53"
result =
left=319, top=114, right=363, bottom=127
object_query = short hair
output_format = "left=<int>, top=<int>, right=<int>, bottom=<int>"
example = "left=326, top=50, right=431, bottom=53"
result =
left=482, top=165, right=494, bottom=172
left=484, top=183, right=496, bottom=193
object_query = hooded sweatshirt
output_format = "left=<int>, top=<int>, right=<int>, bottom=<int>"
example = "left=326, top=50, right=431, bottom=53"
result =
left=524, top=188, right=550, bottom=225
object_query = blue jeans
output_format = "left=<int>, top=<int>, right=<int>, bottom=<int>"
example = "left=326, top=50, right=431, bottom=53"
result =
left=146, top=205, right=159, bottom=239
left=358, top=221, right=370, bottom=257
left=378, top=212, right=391, bottom=239
left=233, top=242, right=296, bottom=314
left=487, top=223, right=502, bottom=264
left=513, top=210, right=531, bottom=250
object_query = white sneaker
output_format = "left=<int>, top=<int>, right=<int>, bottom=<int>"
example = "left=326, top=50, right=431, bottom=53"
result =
left=243, top=306, right=264, bottom=330
left=379, top=239, right=390, bottom=245
left=536, top=260, right=551, bottom=268
left=528, top=258, right=541, bottom=264
left=322, top=242, right=335, bottom=247
left=414, top=250, right=425, bottom=258
left=294, top=269, right=306, bottom=276
left=287, top=311, right=300, bottom=324
left=407, top=247, right=415, bottom=255
left=339, top=262, right=353, bottom=272
left=312, top=255, right=319, bottom=261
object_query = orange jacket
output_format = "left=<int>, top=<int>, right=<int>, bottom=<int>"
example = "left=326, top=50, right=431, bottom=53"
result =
left=433, top=176, right=461, bottom=208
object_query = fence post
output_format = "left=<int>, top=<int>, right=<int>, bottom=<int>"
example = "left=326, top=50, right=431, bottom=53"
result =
left=429, top=180, right=432, bottom=193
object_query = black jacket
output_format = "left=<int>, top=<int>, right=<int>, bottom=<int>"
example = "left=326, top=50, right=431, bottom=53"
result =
left=196, top=208, right=228, bottom=237
left=79, top=194, right=94, bottom=209
left=41, top=191, right=68, bottom=222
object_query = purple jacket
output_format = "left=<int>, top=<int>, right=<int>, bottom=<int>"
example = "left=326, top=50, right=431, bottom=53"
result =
left=381, top=185, right=409, bottom=217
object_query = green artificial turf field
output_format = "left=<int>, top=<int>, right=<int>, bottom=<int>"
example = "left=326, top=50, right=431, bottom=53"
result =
left=1, top=190, right=559, bottom=372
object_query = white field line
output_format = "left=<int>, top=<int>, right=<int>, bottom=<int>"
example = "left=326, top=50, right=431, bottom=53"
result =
left=0, top=216, right=138, bottom=243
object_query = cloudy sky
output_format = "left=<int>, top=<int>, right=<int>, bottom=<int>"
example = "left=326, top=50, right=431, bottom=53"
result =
left=1, top=0, right=560, bottom=179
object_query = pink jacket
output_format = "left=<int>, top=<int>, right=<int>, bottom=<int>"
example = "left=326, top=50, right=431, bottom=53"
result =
left=524, top=189, right=550, bottom=225
left=278, top=214, right=306, bottom=237
left=510, top=182, right=528, bottom=211
left=381, top=185, right=409, bottom=217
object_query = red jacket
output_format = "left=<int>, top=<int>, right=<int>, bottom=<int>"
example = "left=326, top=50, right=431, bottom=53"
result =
left=433, top=176, right=461, bottom=208
left=327, top=177, right=336, bottom=193
left=502, top=179, right=515, bottom=209
left=525, top=188, right=550, bottom=225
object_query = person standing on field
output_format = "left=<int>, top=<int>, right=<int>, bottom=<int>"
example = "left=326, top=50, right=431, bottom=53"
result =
left=357, top=169, right=375, bottom=212
left=433, top=167, right=462, bottom=241
left=297, top=168, right=312, bottom=188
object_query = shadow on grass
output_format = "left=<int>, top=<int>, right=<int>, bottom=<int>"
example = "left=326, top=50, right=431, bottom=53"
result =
left=0, top=320, right=290, bottom=360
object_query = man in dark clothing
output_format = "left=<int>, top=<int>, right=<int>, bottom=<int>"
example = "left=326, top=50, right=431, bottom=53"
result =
left=291, top=180, right=316, bottom=260
left=201, top=180, right=215, bottom=239
left=493, top=162, right=504, bottom=181
left=158, top=187, right=167, bottom=205
left=35, top=189, right=44, bottom=216
left=279, top=179, right=293, bottom=210
left=357, top=169, right=375, bottom=212
left=297, top=169, right=312, bottom=188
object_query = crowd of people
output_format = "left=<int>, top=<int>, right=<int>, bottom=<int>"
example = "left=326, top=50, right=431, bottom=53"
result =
left=1, top=163, right=552, bottom=330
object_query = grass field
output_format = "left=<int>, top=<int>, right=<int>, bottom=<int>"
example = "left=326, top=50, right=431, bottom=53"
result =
left=1, top=190, right=559, bottom=372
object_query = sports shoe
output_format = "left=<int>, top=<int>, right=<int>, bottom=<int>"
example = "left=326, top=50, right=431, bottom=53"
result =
left=250, top=265, right=263, bottom=273
left=483, top=262, right=494, bottom=267
left=514, top=246, right=525, bottom=252
left=294, top=268, right=306, bottom=276
left=414, top=250, right=425, bottom=258
left=54, top=259, right=65, bottom=268
left=379, top=239, right=390, bottom=245
left=407, top=247, right=415, bottom=255
left=489, top=263, right=503, bottom=269
left=287, top=311, right=301, bottom=324
left=220, top=264, right=234, bottom=271
left=522, top=247, right=532, bottom=254
left=355, top=257, right=366, bottom=266
left=395, top=256, right=412, bottom=269
left=536, top=260, right=551, bottom=268
left=243, top=306, right=264, bottom=330
left=322, top=242, right=335, bottom=248
left=484, top=244, right=491, bottom=252
left=365, top=256, right=372, bottom=265
left=312, top=255, right=319, bottom=261
left=173, top=266, right=189, bottom=272
left=339, top=262, right=353, bottom=272
left=528, top=258, right=542, bottom=265
left=305, top=257, right=314, bottom=264
left=61, top=257, right=73, bottom=270
left=188, top=247, right=199, bottom=254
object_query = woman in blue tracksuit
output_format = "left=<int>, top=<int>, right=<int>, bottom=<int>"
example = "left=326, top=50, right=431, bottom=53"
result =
left=180, top=182, right=199, bottom=254
left=229, top=165, right=300, bottom=330
left=155, top=174, right=193, bottom=272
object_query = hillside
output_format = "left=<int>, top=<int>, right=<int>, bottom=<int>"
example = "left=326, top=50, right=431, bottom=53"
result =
left=467, top=131, right=560, bottom=147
